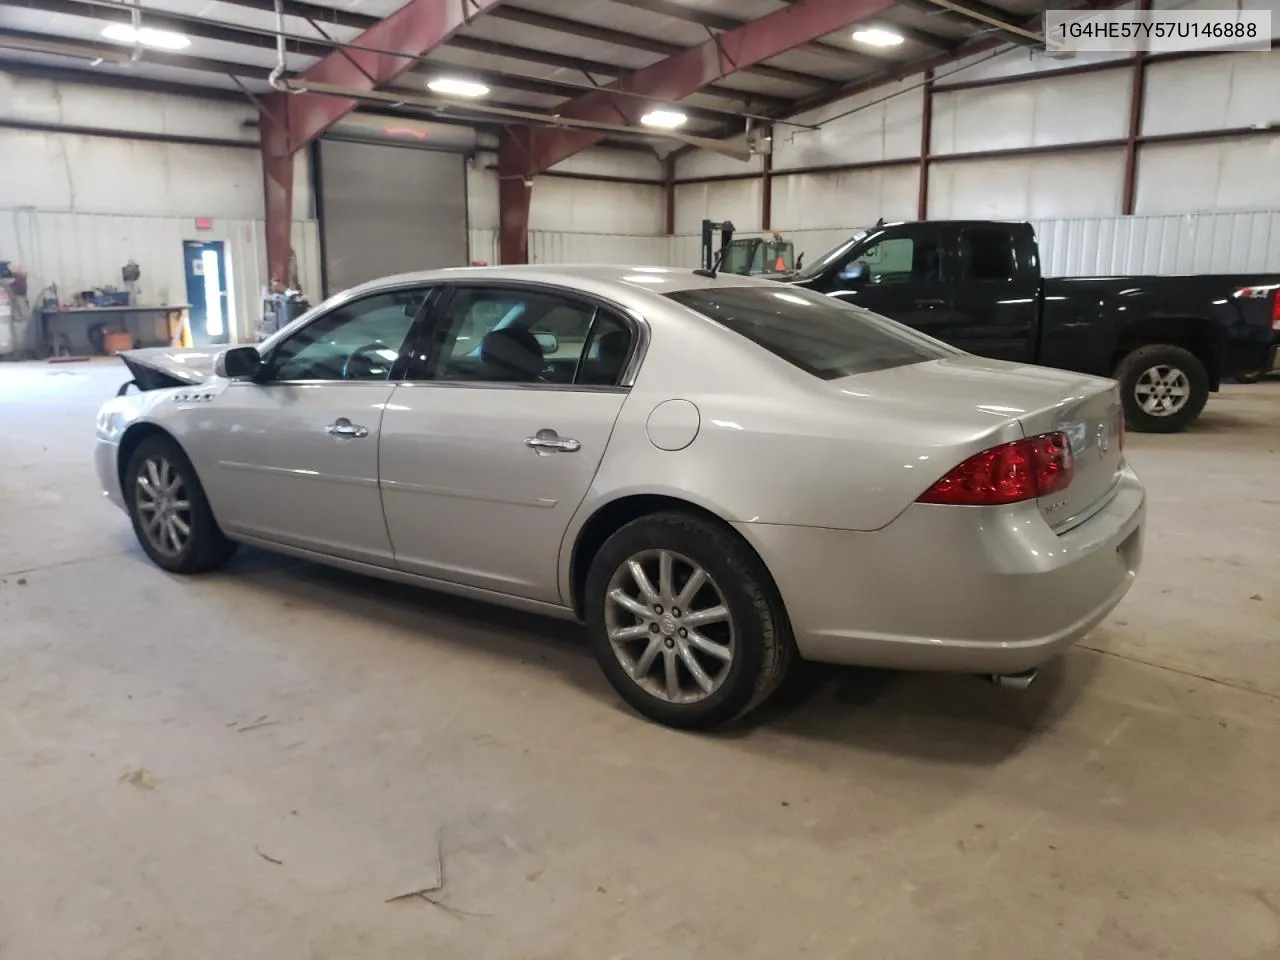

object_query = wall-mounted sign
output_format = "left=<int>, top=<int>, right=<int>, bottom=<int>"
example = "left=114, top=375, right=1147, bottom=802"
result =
left=195, top=217, right=213, bottom=231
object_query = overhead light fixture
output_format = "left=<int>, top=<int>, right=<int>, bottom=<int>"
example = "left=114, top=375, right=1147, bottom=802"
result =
left=852, top=26, right=904, bottom=47
left=101, top=23, right=192, bottom=50
left=427, top=77, right=490, bottom=98
left=640, top=109, right=687, bottom=129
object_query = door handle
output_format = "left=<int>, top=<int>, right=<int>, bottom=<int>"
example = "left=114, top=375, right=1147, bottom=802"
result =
left=326, top=418, right=369, bottom=439
left=912, top=298, right=945, bottom=308
left=525, top=429, right=581, bottom=455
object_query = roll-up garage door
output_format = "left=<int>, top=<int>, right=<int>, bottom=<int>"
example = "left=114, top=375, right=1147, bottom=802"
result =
left=316, top=139, right=468, bottom=296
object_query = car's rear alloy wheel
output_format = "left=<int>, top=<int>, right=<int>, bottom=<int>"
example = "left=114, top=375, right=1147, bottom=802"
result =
left=605, top=549, right=736, bottom=705
left=585, top=512, right=793, bottom=729
left=125, top=434, right=237, bottom=574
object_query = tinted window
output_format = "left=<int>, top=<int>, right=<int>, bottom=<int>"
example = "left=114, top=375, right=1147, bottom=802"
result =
left=417, top=287, right=632, bottom=386
left=837, top=234, right=942, bottom=287
left=667, top=285, right=949, bottom=381
left=960, top=230, right=1018, bottom=281
left=268, top=288, right=430, bottom=381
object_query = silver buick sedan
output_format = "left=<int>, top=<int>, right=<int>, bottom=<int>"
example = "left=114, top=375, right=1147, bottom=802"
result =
left=94, top=266, right=1145, bottom=728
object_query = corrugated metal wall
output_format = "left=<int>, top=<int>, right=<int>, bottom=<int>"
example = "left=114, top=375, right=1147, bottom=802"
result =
left=1031, top=211, right=1280, bottom=276
left=0, top=208, right=321, bottom=346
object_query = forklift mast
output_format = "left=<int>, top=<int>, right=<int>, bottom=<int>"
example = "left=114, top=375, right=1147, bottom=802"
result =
left=699, top=218, right=735, bottom=274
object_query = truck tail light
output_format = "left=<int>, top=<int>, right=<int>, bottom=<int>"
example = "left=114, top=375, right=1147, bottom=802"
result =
left=917, top=432, right=1075, bottom=506
left=1232, top=284, right=1280, bottom=331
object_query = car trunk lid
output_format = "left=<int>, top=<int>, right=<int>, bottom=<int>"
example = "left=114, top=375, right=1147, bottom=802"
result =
left=835, top=354, right=1123, bottom=531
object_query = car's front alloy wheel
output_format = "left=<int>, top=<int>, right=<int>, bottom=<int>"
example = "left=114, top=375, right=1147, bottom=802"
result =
left=134, top=453, right=194, bottom=559
left=125, top=434, right=237, bottom=574
left=585, top=512, right=793, bottom=729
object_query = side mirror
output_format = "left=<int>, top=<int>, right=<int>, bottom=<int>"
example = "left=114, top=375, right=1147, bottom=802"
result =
left=837, top=261, right=868, bottom=288
left=215, top=346, right=263, bottom=380
left=533, top=332, right=559, bottom=356
left=795, top=252, right=805, bottom=270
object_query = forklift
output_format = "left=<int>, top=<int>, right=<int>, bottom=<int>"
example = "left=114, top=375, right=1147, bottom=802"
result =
left=697, top=219, right=799, bottom=277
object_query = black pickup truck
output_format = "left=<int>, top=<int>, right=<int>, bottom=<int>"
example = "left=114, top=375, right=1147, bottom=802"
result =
left=776, top=220, right=1279, bottom=432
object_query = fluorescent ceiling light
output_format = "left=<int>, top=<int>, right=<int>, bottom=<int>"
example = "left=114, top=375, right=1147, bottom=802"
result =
left=640, top=109, right=687, bottom=129
left=101, top=23, right=191, bottom=50
left=852, top=26, right=904, bottom=47
left=427, top=77, right=490, bottom=97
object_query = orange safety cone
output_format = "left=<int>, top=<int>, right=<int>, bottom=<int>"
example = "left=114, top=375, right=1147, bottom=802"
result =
left=774, top=254, right=786, bottom=271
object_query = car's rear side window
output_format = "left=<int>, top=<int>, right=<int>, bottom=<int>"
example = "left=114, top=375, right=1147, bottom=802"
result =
left=666, top=285, right=950, bottom=380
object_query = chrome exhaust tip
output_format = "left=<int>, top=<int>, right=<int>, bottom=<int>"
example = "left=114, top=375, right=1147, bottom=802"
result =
left=986, top=668, right=1038, bottom=690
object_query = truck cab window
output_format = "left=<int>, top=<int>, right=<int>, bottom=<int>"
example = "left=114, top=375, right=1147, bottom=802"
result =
left=960, top=230, right=1018, bottom=282
left=840, top=235, right=941, bottom=286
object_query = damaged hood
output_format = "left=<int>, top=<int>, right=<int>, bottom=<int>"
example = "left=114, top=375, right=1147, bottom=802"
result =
left=119, top=347, right=222, bottom=390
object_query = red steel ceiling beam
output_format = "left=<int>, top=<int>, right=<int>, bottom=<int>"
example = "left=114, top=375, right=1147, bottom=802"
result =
left=279, top=0, right=508, bottom=148
left=258, top=0, right=507, bottom=286
left=508, top=0, right=897, bottom=177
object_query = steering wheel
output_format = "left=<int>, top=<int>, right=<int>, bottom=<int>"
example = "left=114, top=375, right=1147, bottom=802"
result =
left=342, top=342, right=395, bottom=380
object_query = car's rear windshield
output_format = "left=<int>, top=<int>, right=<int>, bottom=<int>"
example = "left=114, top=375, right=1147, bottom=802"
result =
left=666, top=285, right=951, bottom=380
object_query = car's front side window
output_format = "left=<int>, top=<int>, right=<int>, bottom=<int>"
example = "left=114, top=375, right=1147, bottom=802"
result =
left=267, top=287, right=432, bottom=382
left=417, top=287, right=633, bottom=387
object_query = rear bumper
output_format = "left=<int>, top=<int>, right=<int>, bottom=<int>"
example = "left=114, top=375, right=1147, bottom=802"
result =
left=736, top=464, right=1145, bottom=674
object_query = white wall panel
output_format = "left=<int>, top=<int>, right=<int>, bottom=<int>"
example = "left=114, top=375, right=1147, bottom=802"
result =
left=467, top=152, right=499, bottom=231
left=468, top=229, right=499, bottom=265
left=0, top=207, right=320, bottom=345
left=1142, top=51, right=1280, bottom=137
left=674, top=179, right=762, bottom=234
left=675, top=149, right=763, bottom=180
left=931, top=70, right=1129, bottom=156
left=1135, top=137, right=1280, bottom=214
left=528, top=231, right=670, bottom=265
left=1033, top=211, right=1280, bottom=276
left=771, top=165, right=918, bottom=230
left=938, top=38, right=1133, bottom=87
left=929, top=149, right=1125, bottom=219
left=0, top=129, right=266, bottom=218
left=548, top=148, right=663, bottom=180
left=0, top=70, right=257, bottom=143
left=531, top=178, right=663, bottom=234
left=774, top=84, right=922, bottom=171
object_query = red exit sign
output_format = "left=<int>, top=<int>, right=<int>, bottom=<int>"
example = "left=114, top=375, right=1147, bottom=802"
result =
left=195, top=217, right=214, bottom=231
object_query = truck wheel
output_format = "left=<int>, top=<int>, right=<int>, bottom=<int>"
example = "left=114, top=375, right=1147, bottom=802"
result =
left=1233, top=369, right=1265, bottom=384
left=1115, top=344, right=1209, bottom=434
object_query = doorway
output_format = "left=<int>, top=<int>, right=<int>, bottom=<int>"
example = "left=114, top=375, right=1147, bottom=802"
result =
left=183, top=240, right=230, bottom=345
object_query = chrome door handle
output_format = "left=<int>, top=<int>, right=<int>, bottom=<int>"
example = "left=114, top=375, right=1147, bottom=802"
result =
left=327, top=418, right=369, bottom=439
left=525, top=430, right=581, bottom=455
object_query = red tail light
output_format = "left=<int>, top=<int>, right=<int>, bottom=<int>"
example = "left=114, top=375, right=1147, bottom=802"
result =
left=917, top=432, right=1075, bottom=506
left=1233, top=284, right=1280, bottom=332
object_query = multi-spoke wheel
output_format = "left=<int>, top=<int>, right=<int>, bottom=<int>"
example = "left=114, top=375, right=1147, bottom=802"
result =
left=585, top=512, right=793, bottom=729
left=125, top=434, right=237, bottom=574
left=135, top=453, right=193, bottom=559
left=1115, top=344, right=1208, bottom=434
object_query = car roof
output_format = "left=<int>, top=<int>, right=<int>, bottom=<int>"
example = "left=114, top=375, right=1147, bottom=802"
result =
left=340, top=264, right=780, bottom=301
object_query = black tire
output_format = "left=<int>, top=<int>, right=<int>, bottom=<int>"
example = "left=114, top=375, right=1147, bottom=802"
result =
left=1233, top=369, right=1265, bottom=384
left=125, top=434, right=237, bottom=574
left=584, top=512, right=794, bottom=730
left=1114, top=344, right=1209, bottom=434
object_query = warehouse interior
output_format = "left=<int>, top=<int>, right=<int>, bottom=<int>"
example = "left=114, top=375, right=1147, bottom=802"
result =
left=2, top=0, right=1279, bottom=955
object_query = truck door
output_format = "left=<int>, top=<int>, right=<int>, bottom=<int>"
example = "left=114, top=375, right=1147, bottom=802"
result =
left=822, top=224, right=953, bottom=336
left=946, top=224, right=1040, bottom=363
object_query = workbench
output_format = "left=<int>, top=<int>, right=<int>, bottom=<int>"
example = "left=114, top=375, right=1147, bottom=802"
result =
left=39, top=304, right=190, bottom=358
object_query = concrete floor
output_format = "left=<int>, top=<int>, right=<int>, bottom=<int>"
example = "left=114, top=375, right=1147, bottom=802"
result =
left=2, top=359, right=1278, bottom=960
